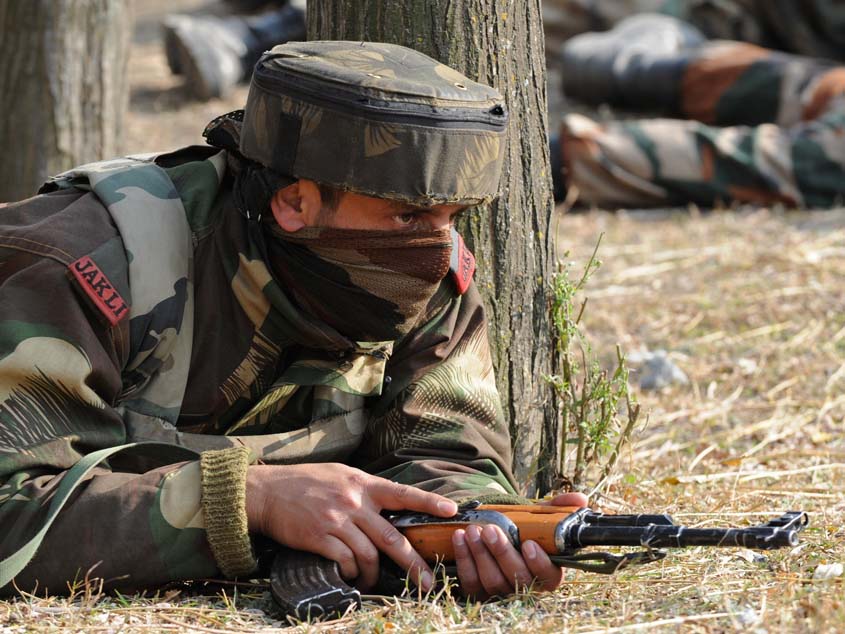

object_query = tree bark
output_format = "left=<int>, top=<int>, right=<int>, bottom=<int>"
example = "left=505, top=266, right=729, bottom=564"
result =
left=0, top=0, right=131, bottom=202
left=308, top=1, right=558, bottom=495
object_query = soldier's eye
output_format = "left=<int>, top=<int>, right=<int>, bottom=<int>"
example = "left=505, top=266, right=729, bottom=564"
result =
left=396, top=213, right=417, bottom=226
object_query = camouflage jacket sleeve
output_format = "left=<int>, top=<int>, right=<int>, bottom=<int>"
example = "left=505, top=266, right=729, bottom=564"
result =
left=353, top=282, right=526, bottom=505
left=0, top=190, right=219, bottom=594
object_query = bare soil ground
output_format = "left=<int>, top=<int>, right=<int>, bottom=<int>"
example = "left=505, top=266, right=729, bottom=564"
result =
left=2, top=2, right=843, bottom=632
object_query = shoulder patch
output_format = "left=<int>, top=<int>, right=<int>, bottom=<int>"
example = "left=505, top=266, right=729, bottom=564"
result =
left=450, top=228, right=476, bottom=295
left=68, top=256, right=129, bottom=327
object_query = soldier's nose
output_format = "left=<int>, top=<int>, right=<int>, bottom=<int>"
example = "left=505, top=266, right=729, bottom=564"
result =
left=429, top=214, right=453, bottom=231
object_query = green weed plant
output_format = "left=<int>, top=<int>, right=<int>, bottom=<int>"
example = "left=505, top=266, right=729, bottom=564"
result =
left=546, top=236, right=642, bottom=494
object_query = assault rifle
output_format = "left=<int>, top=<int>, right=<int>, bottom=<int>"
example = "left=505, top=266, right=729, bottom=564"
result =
left=269, top=502, right=808, bottom=620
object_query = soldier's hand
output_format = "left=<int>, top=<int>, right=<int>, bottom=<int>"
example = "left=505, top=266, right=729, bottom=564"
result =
left=451, top=491, right=589, bottom=599
left=245, top=463, right=457, bottom=591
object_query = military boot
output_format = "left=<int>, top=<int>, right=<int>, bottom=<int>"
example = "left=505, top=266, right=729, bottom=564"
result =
left=162, top=1, right=306, bottom=101
left=559, top=13, right=706, bottom=112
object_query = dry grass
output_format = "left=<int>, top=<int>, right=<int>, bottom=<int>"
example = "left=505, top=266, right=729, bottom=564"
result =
left=544, top=206, right=845, bottom=632
left=4, top=206, right=843, bottom=633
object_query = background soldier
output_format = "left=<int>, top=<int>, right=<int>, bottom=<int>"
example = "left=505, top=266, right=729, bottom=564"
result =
left=162, top=0, right=306, bottom=100
left=0, top=41, right=585, bottom=599
left=546, top=0, right=845, bottom=208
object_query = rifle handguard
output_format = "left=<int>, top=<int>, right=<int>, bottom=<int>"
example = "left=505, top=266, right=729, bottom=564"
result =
left=391, top=502, right=583, bottom=564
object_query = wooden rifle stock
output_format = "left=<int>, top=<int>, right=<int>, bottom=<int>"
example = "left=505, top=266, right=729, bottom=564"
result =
left=396, top=504, right=582, bottom=563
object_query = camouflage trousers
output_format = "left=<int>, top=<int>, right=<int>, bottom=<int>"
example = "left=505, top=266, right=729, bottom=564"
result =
left=544, top=0, right=845, bottom=60
left=560, top=41, right=845, bottom=208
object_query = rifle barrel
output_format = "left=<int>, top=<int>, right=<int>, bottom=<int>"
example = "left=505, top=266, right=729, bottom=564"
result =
left=570, top=524, right=799, bottom=550
left=560, top=510, right=808, bottom=552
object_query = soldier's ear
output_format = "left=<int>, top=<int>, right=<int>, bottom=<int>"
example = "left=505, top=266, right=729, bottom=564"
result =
left=270, top=179, right=322, bottom=232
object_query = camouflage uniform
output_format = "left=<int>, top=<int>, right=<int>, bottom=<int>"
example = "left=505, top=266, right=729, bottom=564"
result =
left=544, top=0, right=845, bottom=58
left=548, top=2, right=845, bottom=208
left=0, top=43, right=517, bottom=593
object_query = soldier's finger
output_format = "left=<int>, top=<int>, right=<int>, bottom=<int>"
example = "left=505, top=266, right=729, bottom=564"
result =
left=481, top=525, right=533, bottom=590
left=318, top=535, right=360, bottom=581
left=336, top=523, right=381, bottom=591
left=368, top=478, right=457, bottom=517
left=452, top=529, right=487, bottom=600
left=521, top=540, right=564, bottom=590
left=464, top=524, right=512, bottom=597
left=360, top=513, right=434, bottom=592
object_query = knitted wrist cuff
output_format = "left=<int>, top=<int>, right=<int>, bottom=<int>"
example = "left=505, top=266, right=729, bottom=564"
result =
left=200, top=446, right=257, bottom=578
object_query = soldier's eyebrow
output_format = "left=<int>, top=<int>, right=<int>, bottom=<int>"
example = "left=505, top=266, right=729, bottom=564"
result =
left=383, top=201, right=430, bottom=213
left=389, top=203, right=469, bottom=215
left=380, top=201, right=470, bottom=221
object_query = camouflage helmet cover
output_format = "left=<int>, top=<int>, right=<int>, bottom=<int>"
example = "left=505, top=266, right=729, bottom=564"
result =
left=239, top=40, right=509, bottom=205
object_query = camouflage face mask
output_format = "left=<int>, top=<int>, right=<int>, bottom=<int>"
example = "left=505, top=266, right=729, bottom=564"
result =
left=266, top=225, right=452, bottom=342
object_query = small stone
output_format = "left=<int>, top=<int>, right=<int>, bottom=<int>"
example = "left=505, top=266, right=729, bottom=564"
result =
left=241, top=608, right=266, bottom=617
left=735, top=549, right=768, bottom=565
left=737, top=357, right=758, bottom=375
left=813, top=562, right=844, bottom=581
left=636, top=350, right=689, bottom=390
left=735, top=607, right=760, bottom=627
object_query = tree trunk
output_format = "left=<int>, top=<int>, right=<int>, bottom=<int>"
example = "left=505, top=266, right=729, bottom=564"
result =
left=0, top=0, right=131, bottom=202
left=308, top=1, right=558, bottom=495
